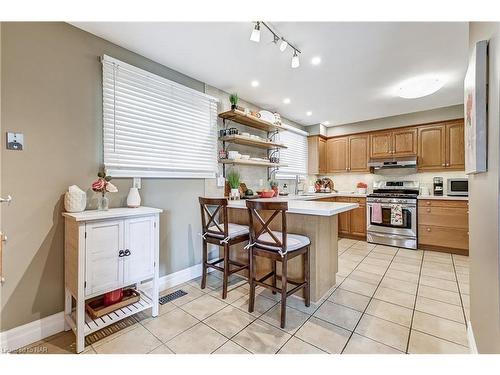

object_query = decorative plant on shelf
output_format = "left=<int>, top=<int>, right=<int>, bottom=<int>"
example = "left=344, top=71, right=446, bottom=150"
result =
left=269, top=179, right=279, bottom=197
left=226, top=169, right=241, bottom=199
left=229, top=93, right=239, bottom=110
left=91, top=171, right=118, bottom=211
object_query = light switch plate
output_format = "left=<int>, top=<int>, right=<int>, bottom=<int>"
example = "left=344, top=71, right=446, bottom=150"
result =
left=6, top=132, right=24, bottom=151
left=133, top=177, right=142, bottom=189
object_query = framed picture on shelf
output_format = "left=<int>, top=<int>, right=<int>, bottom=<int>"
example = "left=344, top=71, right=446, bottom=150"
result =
left=464, top=39, right=488, bottom=174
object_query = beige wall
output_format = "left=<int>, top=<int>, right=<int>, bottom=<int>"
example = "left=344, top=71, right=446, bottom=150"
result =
left=0, top=22, right=209, bottom=331
left=320, top=104, right=463, bottom=137
left=468, top=22, right=500, bottom=353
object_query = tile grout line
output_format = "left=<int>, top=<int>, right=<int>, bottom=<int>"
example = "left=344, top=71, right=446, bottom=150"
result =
left=274, top=240, right=366, bottom=354
left=404, top=248, right=425, bottom=354
left=339, top=243, right=401, bottom=354
left=451, top=254, right=469, bottom=328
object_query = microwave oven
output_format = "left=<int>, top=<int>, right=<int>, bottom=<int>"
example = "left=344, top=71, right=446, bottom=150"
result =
left=447, top=178, right=468, bottom=196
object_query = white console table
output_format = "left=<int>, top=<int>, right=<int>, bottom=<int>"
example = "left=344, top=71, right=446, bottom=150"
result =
left=62, top=207, right=162, bottom=353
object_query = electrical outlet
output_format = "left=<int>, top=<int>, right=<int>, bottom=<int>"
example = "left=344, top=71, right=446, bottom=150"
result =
left=133, top=177, right=141, bottom=189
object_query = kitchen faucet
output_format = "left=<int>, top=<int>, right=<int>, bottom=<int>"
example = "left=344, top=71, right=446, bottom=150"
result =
left=295, top=175, right=305, bottom=195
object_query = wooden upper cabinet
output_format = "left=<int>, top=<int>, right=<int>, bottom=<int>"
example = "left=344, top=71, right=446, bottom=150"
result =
left=326, top=137, right=348, bottom=173
left=348, top=134, right=369, bottom=172
left=369, top=128, right=417, bottom=158
left=308, top=136, right=327, bottom=175
left=446, top=121, right=465, bottom=170
left=392, top=128, right=417, bottom=157
left=369, top=131, right=392, bottom=158
left=418, top=124, right=446, bottom=171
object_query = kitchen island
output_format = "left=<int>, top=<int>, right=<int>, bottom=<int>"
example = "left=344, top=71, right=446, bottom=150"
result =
left=225, top=197, right=358, bottom=302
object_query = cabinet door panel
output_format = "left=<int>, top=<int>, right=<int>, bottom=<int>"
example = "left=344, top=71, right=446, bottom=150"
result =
left=85, top=220, right=124, bottom=296
left=327, top=137, right=348, bottom=173
left=369, top=132, right=392, bottom=159
left=123, top=216, right=155, bottom=284
left=393, top=128, right=417, bottom=157
left=417, top=125, right=446, bottom=171
left=446, top=121, right=465, bottom=170
left=349, top=205, right=367, bottom=238
left=318, top=137, right=327, bottom=174
left=349, top=134, right=369, bottom=172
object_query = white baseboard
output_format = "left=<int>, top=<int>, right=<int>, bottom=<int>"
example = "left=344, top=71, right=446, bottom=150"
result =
left=467, top=320, right=478, bottom=354
left=0, top=312, right=65, bottom=354
left=0, top=261, right=214, bottom=353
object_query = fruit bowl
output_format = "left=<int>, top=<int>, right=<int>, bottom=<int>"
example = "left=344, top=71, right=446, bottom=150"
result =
left=257, top=190, right=275, bottom=198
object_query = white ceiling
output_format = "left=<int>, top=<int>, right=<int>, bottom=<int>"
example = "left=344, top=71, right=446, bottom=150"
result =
left=72, top=22, right=469, bottom=127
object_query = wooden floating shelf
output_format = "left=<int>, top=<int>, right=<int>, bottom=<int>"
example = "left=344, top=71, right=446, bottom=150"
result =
left=220, top=134, right=287, bottom=149
left=219, top=159, right=287, bottom=168
left=219, top=109, right=285, bottom=132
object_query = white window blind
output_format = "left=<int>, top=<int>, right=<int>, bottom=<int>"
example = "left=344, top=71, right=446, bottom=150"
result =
left=102, top=55, right=218, bottom=178
left=275, top=125, right=309, bottom=179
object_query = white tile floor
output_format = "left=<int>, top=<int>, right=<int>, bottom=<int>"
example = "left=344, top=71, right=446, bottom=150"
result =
left=17, top=239, right=471, bottom=354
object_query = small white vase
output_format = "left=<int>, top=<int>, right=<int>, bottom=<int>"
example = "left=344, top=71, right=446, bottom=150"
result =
left=357, top=188, right=367, bottom=194
left=230, top=188, right=240, bottom=200
left=127, top=187, right=141, bottom=208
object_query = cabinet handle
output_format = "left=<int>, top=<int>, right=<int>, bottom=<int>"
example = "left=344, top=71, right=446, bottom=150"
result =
left=118, top=250, right=125, bottom=257
left=124, top=249, right=131, bottom=257
left=442, top=163, right=446, bottom=167
left=426, top=201, right=431, bottom=205
left=426, top=228, right=431, bottom=232
left=426, top=208, right=431, bottom=213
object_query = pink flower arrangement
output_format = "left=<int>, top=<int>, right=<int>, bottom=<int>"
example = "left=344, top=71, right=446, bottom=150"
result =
left=92, top=171, right=117, bottom=195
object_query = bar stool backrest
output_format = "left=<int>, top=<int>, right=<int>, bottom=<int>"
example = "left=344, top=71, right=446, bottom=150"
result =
left=199, top=197, right=229, bottom=238
left=246, top=200, right=288, bottom=255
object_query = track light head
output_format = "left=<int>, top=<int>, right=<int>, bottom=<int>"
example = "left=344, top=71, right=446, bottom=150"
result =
left=279, top=39, right=288, bottom=52
left=291, top=50, right=300, bottom=68
left=250, top=22, right=261, bottom=43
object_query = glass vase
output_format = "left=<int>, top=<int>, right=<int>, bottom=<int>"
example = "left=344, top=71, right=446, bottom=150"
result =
left=97, top=193, right=109, bottom=211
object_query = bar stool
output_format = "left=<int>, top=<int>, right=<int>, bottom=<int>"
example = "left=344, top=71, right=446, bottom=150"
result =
left=245, top=200, right=310, bottom=328
left=198, top=197, right=250, bottom=299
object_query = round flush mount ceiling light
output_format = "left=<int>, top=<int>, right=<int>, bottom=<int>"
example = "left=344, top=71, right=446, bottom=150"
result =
left=306, top=111, right=312, bottom=116
left=251, top=80, right=259, bottom=87
left=396, top=76, right=445, bottom=99
left=283, top=98, right=291, bottom=104
left=311, top=56, right=321, bottom=65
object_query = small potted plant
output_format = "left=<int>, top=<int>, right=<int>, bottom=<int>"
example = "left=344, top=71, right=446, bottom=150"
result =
left=91, top=171, right=118, bottom=210
left=229, top=93, right=239, bottom=111
left=226, top=170, right=241, bottom=200
left=356, top=182, right=368, bottom=194
left=269, top=179, right=279, bottom=197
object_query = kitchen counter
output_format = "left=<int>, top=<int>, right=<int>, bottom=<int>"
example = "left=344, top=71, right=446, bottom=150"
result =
left=228, top=197, right=358, bottom=216
left=226, top=194, right=358, bottom=303
left=417, top=195, right=469, bottom=201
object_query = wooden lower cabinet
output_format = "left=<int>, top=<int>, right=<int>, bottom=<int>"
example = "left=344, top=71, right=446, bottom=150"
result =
left=333, top=197, right=366, bottom=240
left=418, top=199, right=469, bottom=255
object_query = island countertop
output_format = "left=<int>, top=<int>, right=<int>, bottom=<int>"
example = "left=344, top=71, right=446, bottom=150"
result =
left=227, top=198, right=358, bottom=216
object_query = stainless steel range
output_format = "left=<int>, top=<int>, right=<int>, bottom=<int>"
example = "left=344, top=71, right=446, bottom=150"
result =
left=366, top=181, right=419, bottom=250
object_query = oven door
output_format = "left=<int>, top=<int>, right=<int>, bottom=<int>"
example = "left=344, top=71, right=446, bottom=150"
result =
left=366, top=203, right=417, bottom=237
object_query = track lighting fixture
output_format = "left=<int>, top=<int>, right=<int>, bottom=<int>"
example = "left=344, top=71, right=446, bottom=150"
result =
left=249, top=21, right=301, bottom=69
left=279, top=38, right=288, bottom=52
left=291, top=50, right=300, bottom=68
left=250, top=22, right=261, bottom=42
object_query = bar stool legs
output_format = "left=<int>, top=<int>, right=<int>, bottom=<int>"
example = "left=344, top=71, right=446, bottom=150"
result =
left=304, top=246, right=310, bottom=307
left=248, top=247, right=255, bottom=313
left=222, top=243, right=230, bottom=299
left=280, top=257, right=288, bottom=328
left=201, top=241, right=208, bottom=290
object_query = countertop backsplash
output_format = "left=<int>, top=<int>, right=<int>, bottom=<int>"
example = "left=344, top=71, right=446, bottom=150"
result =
left=308, top=169, right=467, bottom=195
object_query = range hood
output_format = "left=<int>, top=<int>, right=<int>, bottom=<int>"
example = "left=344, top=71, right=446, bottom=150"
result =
left=368, top=156, right=417, bottom=169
